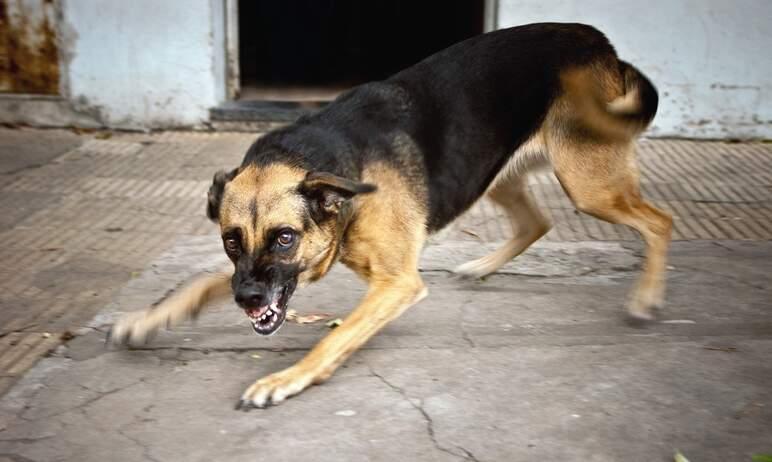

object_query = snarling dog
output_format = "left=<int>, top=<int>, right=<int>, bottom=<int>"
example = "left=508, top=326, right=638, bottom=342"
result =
left=109, top=23, right=671, bottom=408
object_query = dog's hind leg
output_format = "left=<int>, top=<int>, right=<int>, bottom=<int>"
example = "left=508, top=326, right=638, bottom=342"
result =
left=454, top=175, right=551, bottom=278
left=108, top=271, right=232, bottom=345
left=551, top=140, right=672, bottom=321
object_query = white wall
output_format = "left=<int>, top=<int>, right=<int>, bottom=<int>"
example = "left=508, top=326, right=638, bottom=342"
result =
left=498, top=0, right=772, bottom=139
left=6, top=0, right=767, bottom=137
left=62, top=0, right=226, bottom=129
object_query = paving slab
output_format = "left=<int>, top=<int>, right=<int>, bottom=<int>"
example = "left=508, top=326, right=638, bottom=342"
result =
left=0, top=238, right=770, bottom=462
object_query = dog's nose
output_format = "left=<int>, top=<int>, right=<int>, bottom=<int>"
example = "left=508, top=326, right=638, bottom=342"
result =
left=235, top=287, right=267, bottom=308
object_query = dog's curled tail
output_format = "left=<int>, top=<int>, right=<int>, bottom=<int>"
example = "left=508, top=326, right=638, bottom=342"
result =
left=562, top=60, right=659, bottom=141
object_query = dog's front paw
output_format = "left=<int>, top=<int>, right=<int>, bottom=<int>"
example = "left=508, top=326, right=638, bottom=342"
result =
left=236, top=366, right=315, bottom=410
left=107, top=310, right=159, bottom=346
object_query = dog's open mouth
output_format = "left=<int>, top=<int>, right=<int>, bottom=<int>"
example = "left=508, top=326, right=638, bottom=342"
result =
left=243, top=285, right=290, bottom=336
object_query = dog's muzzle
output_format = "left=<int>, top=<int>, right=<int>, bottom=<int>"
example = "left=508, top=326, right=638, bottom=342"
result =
left=242, top=284, right=292, bottom=336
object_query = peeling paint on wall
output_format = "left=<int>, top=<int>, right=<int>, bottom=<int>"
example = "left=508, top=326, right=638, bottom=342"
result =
left=0, top=0, right=60, bottom=94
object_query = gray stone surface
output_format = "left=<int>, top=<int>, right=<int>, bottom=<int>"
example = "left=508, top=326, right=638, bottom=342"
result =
left=1, top=238, right=770, bottom=462
left=0, top=127, right=82, bottom=175
left=1, top=129, right=771, bottom=460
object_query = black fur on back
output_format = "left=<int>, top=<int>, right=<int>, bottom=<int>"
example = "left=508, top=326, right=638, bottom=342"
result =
left=242, top=23, right=620, bottom=231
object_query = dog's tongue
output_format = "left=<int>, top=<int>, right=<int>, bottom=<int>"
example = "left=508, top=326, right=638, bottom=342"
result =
left=246, top=305, right=270, bottom=319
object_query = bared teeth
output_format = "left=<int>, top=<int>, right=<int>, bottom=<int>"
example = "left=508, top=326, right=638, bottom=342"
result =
left=247, top=301, right=285, bottom=333
left=252, top=307, right=281, bottom=324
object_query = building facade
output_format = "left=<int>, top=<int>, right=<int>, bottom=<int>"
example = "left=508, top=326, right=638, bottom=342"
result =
left=1, top=0, right=770, bottom=138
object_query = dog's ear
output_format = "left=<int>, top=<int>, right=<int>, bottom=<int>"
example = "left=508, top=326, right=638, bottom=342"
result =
left=300, top=171, right=377, bottom=216
left=207, top=168, right=238, bottom=222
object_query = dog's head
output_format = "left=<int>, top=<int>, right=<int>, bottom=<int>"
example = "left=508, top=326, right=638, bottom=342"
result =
left=207, top=163, right=375, bottom=335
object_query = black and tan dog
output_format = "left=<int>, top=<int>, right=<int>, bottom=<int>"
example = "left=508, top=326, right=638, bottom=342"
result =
left=110, top=23, right=672, bottom=408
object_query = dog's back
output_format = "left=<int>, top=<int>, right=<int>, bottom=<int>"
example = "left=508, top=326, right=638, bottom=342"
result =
left=390, top=23, right=659, bottom=229
left=254, top=23, right=658, bottom=231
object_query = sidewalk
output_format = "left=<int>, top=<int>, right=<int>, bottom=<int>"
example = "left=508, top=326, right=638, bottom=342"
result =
left=0, top=128, right=770, bottom=461
left=1, top=238, right=771, bottom=461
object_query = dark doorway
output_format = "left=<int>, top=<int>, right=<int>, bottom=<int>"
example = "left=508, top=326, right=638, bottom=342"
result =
left=238, top=0, right=485, bottom=101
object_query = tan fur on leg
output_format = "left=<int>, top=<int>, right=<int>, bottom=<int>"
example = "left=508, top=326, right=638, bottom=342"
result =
left=237, top=162, right=428, bottom=409
left=455, top=176, right=550, bottom=278
left=549, top=135, right=672, bottom=320
left=109, top=272, right=232, bottom=345
left=238, top=275, right=426, bottom=408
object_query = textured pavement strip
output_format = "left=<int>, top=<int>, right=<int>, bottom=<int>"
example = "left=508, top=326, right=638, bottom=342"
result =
left=0, top=129, right=770, bottom=396
left=0, top=131, right=253, bottom=395
left=449, top=139, right=772, bottom=242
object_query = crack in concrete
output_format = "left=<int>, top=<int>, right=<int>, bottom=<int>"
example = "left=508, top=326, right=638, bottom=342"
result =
left=117, top=427, right=162, bottom=462
left=73, top=325, right=109, bottom=335
left=99, top=326, right=772, bottom=361
left=8, top=370, right=68, bottom=423
left=711, top=241, right=735, bottom=252
left=457, top=446, right=481, bottom=462
left=18, top=379, right=145, bottom=422
left=0, top=453, right=39, bottom=462
left=368, top=364, right=480, bottom=462
left=458, top=296, right=477, bottom=349
left=76, top=380, right=143, bottom=404
left=150, top=278, right=190, bottom=309
left=619, top=243, right=646, bottom=259
left=71, top=380, right=162, bottom=462
left=460, top=327, right=476, bottom=349
left=121, top=346, right=311, bottom=354
left=676, top=263, right=767, bottom=291
left=424, top=268, right=556, bottom=278
left=0, top=435, right=55, bottom=444
left=420, top=268, right=602, bottom=279
left=0, top=162, right=46, bottom=176
left=69, top=344, right=502, bottom=362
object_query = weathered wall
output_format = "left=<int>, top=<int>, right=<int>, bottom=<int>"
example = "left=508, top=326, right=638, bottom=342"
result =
left=498, top=0, right=772, bottom=138
left=61, top=0, right=226, bottom=129
left=2, top=1, right=770, bottom=137
left=0, top=0, right=60, bottom=95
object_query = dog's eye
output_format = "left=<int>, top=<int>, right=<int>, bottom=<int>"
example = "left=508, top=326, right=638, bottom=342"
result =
left=223, top=237, right=240, bottom=254
left=276, top=230, right=294, bottom=248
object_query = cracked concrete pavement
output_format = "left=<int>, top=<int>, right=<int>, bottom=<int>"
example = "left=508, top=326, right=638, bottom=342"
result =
left=1, top=236, right=771, bottom=461
left=1, top=129, right=771, bottom=460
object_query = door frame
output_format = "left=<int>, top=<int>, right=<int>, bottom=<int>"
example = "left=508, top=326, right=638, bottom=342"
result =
left=224, top=0, right=240, bottom=100
left=484, top=0, right=498, bottom=33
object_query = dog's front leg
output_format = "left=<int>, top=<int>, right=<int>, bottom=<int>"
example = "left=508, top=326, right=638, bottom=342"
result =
left=109, top=272, right=232, bottom=345
left=237, top=274, right=427, bottom=409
